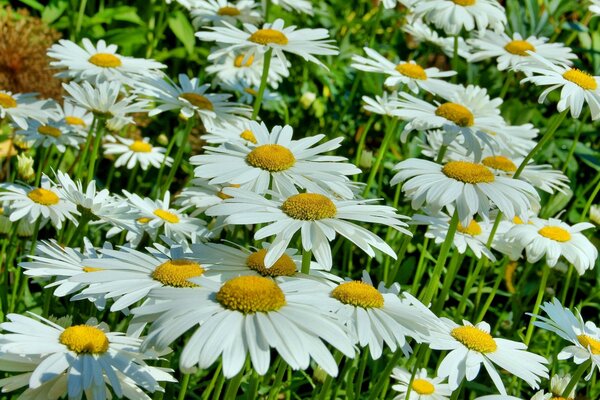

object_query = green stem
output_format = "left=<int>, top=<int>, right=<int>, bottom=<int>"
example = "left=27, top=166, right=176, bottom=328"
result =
left=581, top=177, right=600, bottom=222
left=126, top=163, right=140, bottom=193
left=75, top=0, right=88, bottom=39
left=202, top=362, right=222, bottom=400
left=451, top=35, right=459, bottom=82
left=354, top=350, right=369, bottom=397
left=432, top=251, right=462, bottom=313
left=367, top=350, right=403, bottom=400
left=246, top=370, right=259, bottom=400
left=223, top=370, right=244, bottom=399
left=562, top=109, right=588, bottom=172
left=524, top=264, right=551, bottom=346
left=76, top=117, right=97, bottom=180
left=354, top=115, right=376, bottom=168
left=362, top=118, right=399, bottom=197
left=161, top=118, right=195, bottom=196
left=301, top=249, right=312, bottom=275
left=86, top=118, right=105, bottom=185
left=34, top=146, right=48, bottom=187
left=411, top=236, right=430, bottom=295
left=499, top=71, right=513, bottom=98
left=318, top=352, right=343, bottom=400
left=474, top=262, right=504, bottom=322
left=435, top=144, right=448, bottom=164
left=251, top=48, right=273, bottom=120
left=177, top=374, right=191, bottom=400
left=66, top=214, right=91, bottom=247
left=268, top=359, right=287, bottom=400
left=562, top=359, right=590, bottom=397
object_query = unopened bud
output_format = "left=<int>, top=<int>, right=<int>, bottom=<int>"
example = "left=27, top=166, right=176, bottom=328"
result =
left=300, top=92, right=316, bottom=109
left=17, top=153, right=35, bottom=182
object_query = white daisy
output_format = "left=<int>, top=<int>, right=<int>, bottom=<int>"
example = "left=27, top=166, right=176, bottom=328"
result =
left=592, top=0, right=600, bottom=15
left=206, top=49, right=289, bottom=88
left=103, top=136, right=172, bottom=170
left=206, top=188, right=411, bottom=269
left=0, top=91, right=52, bottom=130
left=269, top=0, right=314, bottom=14
left=0, top=176, right=78, bottom=229
left=534, top=298, right=600, bottom=379
left=133, top=276, right=355, bottom=377
left=47, top=38, right=166, bottom=84
left=428, top=318, right=548, bottom=393
left=0, top=313, right=174, bottom=399
left=351, top=47, right=456, bottom=95
left=222, top=79, right=282, bottom=104
left=413, top=0, right=507, bottom=35
left=190, top=0, right=262, bottom=28
left=505, top=217, right=597, bottom=275
left=200, top=117, right=258, bottom=145
left=391, top=367, right=452, bottom=400
left=363, top=92, right=401, bottom=116
left=58, top=100, right=94, bottom=136
left=520, top=52, right=600, bottom=120
left=530, top=374, right=576, bottom=400
left=383, top=0, right=416, bottom=9
left=390, top=158, right=540, bottom=225
left=196, top=18, right=339, bottom=70
left=468, top=31, right=576, bottom=72
left=16, top=119, right=83, bottom=152
left=403, top=17, right=472, bottom=59
left=191, top=121, right=361, bottom=199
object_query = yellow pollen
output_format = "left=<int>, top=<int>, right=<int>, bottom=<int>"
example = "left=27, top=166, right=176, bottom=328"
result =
left=216, top=275, right=286, bottom=313
left=451, top=326, right=497, bottom=353
left=504, top=261, right=517, bottom=294
left=153, top=209, right=180, bottom=223
left=59, top=325, right=109, bottom=354
left=411, top=379, right=435, bottom=395
left=240, top=129, right=257, bottom=144
left=452, top=0, right=476, bottom=5
left=504, top=40, right=536, bottom=56
left=513, top=216, right=524, bottom=224
left=248, top=29, right=289, bottom=45
left=482, top=155, right=517, bottom=172
left=395, top=63, right=427, bottom=80
left=37, top=125, right=62, bottom=138
left=442, top=161, right=495, bottom=184
left=180, top=92, right=214, bottom=110
left=137, top=217, right=152, bottom=224
left=331, top=281, right=384, bottom=308
left=550, top=397, right=571, bottom=400
left=281, top=193, right=337, bottom=221
left=577, top=335, right=600, bottom=355
left=65, top=116, right=86, bottom=126
left=563, top=69, right=598, bottom=90
left=244, top=88, right=258, bottom=96
left=435, top=102, right=474, bottom=127
left=457, top=220, right=482, bottom=236
left=0, top=93, right=17, bottom=108
left=151, top=259, right=204, bottom=287
left=234, top=54, right=255, bottom=68
left=129, top=140, right=153, bottom=153
left=88, top=53, right=122, bottom=68
left=217, top=6, right=241, bottom=16
left=27, top=188, right=59, bottom=205
left=217, top=184, right=240, bottom=200
left=246, top=249, right=296, bottom=277
left=82, top=266, right=103, bottom=272
left=538, top=226, right=571, bottom=242
left=246, top=144, right=296, bottom=172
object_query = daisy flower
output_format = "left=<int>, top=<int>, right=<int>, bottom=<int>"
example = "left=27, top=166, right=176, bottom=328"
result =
left=428, top=318, right=548, bottom=393
left=222, top=80, right=282, bottom=104
left=592, top=0, right=600, bottom=15
left=47, top=38, right=166, bottom=84
left=103, top=136, right=173, bottom=170
left=391, top=367, right=452, bottom=400
left=505, top=217, right=597, bottom=275
left=200, top=117, right=257, bottom=145
left=468, top=31, right=576, bottom=72
left=529, top=374, right=576, bottom=400
left=58, top=100, right=94, bottom=136
left=351, top=47, right=456, bottom=95
left=363, top=92, right=402, bottom=116
left=206, top=188, right=411, bottom=269
left=520, top=52, right=600, bottom=120
left=390, top=158, right=540, bottom=225
left=190, top=0, right=262, bottom=28
left=196, top=18, right=339, bottom=70
left=0, top=313, right=174, bottom=399
left=0, top=176, right=78, bottom=229
left=16, top=119, right=83, bottom=152
left=191, top=121, right=360, bottom=199
left=383, top=0, right=416, bottom=9
left=175, top=178, right=231, bottom=214
left=206, top=49, right=289, bottom=88
left=412, top=0, right=507, bottom=35
left=533, top=298, right=600, bottom=379
left=133, top=276, right=355, bottom=377
left=268, top=0, right=314, bottom=15
left=0, top=90, right=52, bottom=129
left=403, top=18, right=472, bottom=59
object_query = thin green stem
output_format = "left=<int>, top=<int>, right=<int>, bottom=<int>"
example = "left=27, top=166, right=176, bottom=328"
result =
left=301, top=249, right=312, bottom=275
left=524, top=264, right=551, bottom=346
left=76, top=117, right=97, bottom=180
left=318, top=352, right=343, bottom=400
left=362, top=118, right=399, bottom=197
left=177, top=374, right=191, bottom=400
left=435, top=144, right=448, bottom=163
left=411, top=236, right=430, bottom=295
left=75, top=0, right=88, bottom=39
left=581, top=177, right=600, bottom=222
left=246, top=370, right=259, bottom=400
left=34, top=146, right=48, bottom=187
left=268, top=359, right=287, bottom=400
left=562, top=359, right=590, bottom=397
left=475, top=262, right=504, bottom=322
left=223, top=370, right=244, bottom=399
left=432, top=251, right=462, bottom=313
left=451, top=35, right=459, bottom=82
left=161, top=118, right=195, bottom=196
left=86, top=118, right=105, bottom=185
left=354, top=115, right=376, bottom=168
left=562, top=109, right=588, bottom=172
left=251, top=48, right=273, bottom=120
left=367, top=350, right=403, bottom=400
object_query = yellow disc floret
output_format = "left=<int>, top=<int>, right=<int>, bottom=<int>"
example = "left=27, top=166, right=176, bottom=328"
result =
left=482, top=155, right=517, bottom=172
left=180, top=93, right=214, bottom=110
left=452, top=0, right=476, bottom=5
left=451, top=325, right=497, bottom=353
left=234, top=54, right=255, bottom=68
left=129, top=140, right=152, bottom=153
left=88, top=53, right=122, bottom=68
left=504, top=40, right=536, bottom=56
left=248, top=29, right=289, bottom=45
left=412, top=379, right=435, bottom=395
left=331, top=281, right=384, bottom=308
left=395, top=63, right=427, bottom=80
left=216, top=275, right=286, bottom=313
left=246, top=144, right=296, bottom=172
left=435, top=102, right=474, bottom=127
left=457, top=220, right=482, bottom=236
left=38, top=125, right=62, bottom=138
left=577, top=335, right=600, bottom=355
left=217, top=6, right=240, bottom=16
left=538, top=226, right=571, bottom=242
left=563, top=69, right=598, bottom=90
left=65, top=116, right=86, bottom=126
left=281, top=193, right=337, bottom=220
left=28, top=188, right=59, bottom=205
left=59, top=325, right=109, bottom=354
left=0, top=93, right=18, bottom=108
left=154, top=209, right=180, bottom=223
left=82, top=266, right=103, bottom=272
left=442, top=161, right=495, bottom=184
left=240, top=129, right=257, bottom=143
left=246, top=249, right=297, bottom=277
left=151, top=259, right=204, bottom=287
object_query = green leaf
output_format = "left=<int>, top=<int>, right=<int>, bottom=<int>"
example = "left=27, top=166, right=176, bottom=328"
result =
left=42, top=0, right=68, bottom=24
left=87, top=6, right=143, bottom=26
left=168, top=10, right=196, bottom=56
left=18, top=0, right=44, bottom=11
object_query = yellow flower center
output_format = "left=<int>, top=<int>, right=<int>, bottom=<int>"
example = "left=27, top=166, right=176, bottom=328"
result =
left=482, top=155, right=517, bottom=172
left=577, top=335, right=600, bottom=355
left=151, top=259, right=204, bottom=287
left=457, top=220, right=482, bottom=236
left=217, top=6, right=241, bottom=16
left=59, top=325, right=109, bottom=354
left=234, top=54, right=255, bottom=68
left=129, top=140, right=153, bottom=153
left=451, top=325, right=497, bottom=353
left=513, top=216, right=524, bottom=224
left=248, top=29, right=289, bottom=45
left=504, top=40, right=536, bottom=56
left=216, top=275, right=286, bottom=313
left=452, top=0, right=476, bottom=5
left=563, top=69, right=598, bottom=90
left=281, top=193, right=337, bottom=220
left=27, top=188, right=59, bottom=205
left=82, top=266, right=103, bottom=272
left=216, top=184, right=240, bottom=200
left=331, top=281, right=384, bottom=308
left=538, top=226, right=571, bottom=242
left=395, top=63, right=427, bottom=80
left=244, top=88, right=258, bottom=96
left=137, top=217, right=152, bottom=224
left=37, top=125, right=62, bottom=138
left=65, top=116, right=86, bottom=126
left=153, top=209, right=180, bottom=223
left=442, top=161, right=495, bottom=184
left=246, top=249, right=297, bottom=277
left=180, top=92, right=214, bottom=110
left=88, top=53, right=122, bottom=68
left=0, top=93, right=17, bottom=108
left=412, top=379, right=435, bottom=395
left=240, top=129, right=257, bottom=144
left=550, top=397, right=571, bottom=400
left=246, top=144, right=296, bottom=172
left=435, top=102, right=474, bottom=127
